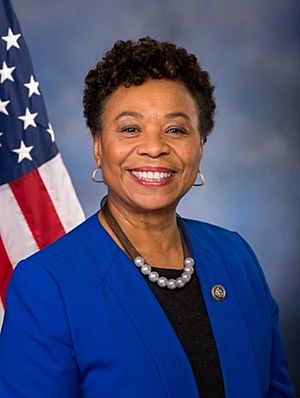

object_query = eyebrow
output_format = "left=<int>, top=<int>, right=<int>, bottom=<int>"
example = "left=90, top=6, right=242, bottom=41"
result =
left=115, top=111, right=191, bottom=122
left=115, top=111, right=143, bottom=121
left=164, top=112, right=191, bottom=122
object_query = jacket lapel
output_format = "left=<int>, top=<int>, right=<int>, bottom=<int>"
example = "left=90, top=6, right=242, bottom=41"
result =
left=104, top=234, right=200, bottom=398
left=187, top=222, right=262, bottom=397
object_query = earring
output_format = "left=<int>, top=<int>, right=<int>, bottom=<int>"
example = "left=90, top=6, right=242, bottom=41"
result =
left=91, top=166, right=104, bottom=183
left=193, top=171, right=205, bottom=187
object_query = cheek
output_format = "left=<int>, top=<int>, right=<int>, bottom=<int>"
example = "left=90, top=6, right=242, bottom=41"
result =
left=185, top=155, right=202, bottom=181
left=184, top=145, right=202, bottom=168
left=101, top=145, right=126, bottom=171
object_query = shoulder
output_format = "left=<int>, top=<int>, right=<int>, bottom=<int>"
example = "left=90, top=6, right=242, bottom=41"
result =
left=182, top=217, right=251, bottom=255
left=182, top=217, right=271, bottom=301
left=12, top=213, right=117, bottom=291
left=182, top=217, right=260, bottom=267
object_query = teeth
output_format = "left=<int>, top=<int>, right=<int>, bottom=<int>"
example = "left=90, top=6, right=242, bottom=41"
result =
left=131, top=170, right=172, bottom=180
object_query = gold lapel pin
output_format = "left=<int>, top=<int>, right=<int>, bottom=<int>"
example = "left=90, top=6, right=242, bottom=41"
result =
left=211, top=284, right=226, bottom=301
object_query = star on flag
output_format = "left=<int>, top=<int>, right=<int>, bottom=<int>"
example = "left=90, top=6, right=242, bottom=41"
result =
left=12, top=140, right=34, bottom=163
left=1, top=27, right=21, bottom=50
left=0, top=99, right=10, bottom=115
left=47, top=123, right=55, bottom=142
left=24, top=75, right=40, bottom=97
left=18, top=107, right=38, bottom=129
left=0, top=61, right=16, bottom=83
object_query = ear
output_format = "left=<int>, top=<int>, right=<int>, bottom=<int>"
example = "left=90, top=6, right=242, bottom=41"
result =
left=93, top=133, right=102, bottom=166
left=198, top=137, right=204, bottom=163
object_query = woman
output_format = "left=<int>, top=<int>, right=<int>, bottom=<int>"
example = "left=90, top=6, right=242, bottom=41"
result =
left=0, top=37, right=295, bottom=397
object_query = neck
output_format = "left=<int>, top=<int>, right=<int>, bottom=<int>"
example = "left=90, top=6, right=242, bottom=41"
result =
left=99, top=197, right=184, bottom=269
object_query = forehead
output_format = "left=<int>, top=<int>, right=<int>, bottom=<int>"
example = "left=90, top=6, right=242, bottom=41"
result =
left=103, top=79, right=199, bottom=121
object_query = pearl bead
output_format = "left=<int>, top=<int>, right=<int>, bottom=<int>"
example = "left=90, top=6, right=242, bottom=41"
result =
left=184, top=265, right=194, bottom=275
left=133, top=255, right=195, bottom=289
left=134, top=256, right=145, bottom=267
left=182, top=272, right=191, bottom=282
left=157, top=277, right=168, bottom=287
left=176, top=277, right=185, bottom=288
left=148, top=271, right=159, bottom=282
left=141, top=264, right=151, bottom=275
left=184, top=257, right=195, bottom=267
left=167, top=279, right=177, bottom=289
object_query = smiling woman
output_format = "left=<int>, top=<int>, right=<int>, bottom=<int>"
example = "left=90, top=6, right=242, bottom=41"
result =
left=0, top=37, right=295, bottom=397
left=93, top=80, right=202, bottom=215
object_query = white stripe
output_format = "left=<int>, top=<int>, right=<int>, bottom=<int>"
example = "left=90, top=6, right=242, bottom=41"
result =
left=0, top=184, right=39, bottom=267
left=0, top=300, right=4, bottom=331
left=38, top=153, right=85, bottom=232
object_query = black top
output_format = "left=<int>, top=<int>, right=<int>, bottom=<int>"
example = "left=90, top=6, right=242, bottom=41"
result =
left=146, top=266, right=226, bottom=398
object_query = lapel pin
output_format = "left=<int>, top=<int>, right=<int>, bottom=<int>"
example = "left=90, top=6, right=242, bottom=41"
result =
left=211, top=284, right=226, bottom=301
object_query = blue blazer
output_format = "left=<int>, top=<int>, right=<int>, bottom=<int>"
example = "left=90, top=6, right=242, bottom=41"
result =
left=0, top=214, right=295, bottom=397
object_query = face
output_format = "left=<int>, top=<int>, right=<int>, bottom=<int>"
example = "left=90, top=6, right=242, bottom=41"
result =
left=93, top=79, right=203, bottom=214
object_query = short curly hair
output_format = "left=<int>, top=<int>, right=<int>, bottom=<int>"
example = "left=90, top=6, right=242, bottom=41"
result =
left=83, top=37, right=215, bottom=143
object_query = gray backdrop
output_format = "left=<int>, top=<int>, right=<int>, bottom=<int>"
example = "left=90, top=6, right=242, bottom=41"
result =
left=12, top=0, right=300, bottom=392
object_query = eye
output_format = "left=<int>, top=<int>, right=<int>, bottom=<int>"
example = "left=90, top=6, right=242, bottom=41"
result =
left=167, top=126, right=188, bottom=135
left=120, top=125, right=141, bottom=134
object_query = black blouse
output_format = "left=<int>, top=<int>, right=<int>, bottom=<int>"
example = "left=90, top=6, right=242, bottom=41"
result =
left=146, top=266, right=226, bottom=398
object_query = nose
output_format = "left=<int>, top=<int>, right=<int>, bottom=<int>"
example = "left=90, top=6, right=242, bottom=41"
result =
left=137, top=130, right=170, bottom=158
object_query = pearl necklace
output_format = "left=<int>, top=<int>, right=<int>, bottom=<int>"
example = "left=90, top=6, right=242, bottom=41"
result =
left=134, top=255, right=195, bottom=289
left=101, top=198, right=195, bottom=290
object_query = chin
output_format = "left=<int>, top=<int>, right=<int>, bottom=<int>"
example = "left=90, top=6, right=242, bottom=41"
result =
left=107, top=187, right=185, bottom=214
left=127, top=195, right=180, bottom=214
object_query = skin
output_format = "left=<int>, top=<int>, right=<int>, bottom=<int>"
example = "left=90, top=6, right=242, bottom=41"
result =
left=93, top=79, right=203, bottom=269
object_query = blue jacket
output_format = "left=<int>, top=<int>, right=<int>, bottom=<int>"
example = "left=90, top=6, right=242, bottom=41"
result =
left=0, top=214, right=295, bottom=397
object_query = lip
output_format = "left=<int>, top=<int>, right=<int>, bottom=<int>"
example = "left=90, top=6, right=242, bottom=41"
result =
left=129, top=166, right=175, bottom=173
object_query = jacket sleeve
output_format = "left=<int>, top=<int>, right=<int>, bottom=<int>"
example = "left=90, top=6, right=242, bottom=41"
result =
left=267, top=297, right=296, bottom=397
left=0, top=259, right=80, bottom=398
left=236, top=233, right=296, bottom=398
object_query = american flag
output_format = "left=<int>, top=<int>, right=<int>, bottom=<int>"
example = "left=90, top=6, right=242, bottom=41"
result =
left=0, top=0, right=85, bottom=328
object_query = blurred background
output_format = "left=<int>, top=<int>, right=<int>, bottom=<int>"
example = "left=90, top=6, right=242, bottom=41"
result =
left=12, top=0, right=299, bottom=392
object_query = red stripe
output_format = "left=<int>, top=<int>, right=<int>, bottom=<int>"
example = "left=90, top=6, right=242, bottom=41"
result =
left=9, top=168, right=65, bottom=249
left=0, top=237, right=13, bottom=307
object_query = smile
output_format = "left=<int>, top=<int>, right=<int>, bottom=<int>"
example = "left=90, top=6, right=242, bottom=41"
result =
left=129, top=168, right=175, bottom=186
left=131, top=170, right=172, bottom=181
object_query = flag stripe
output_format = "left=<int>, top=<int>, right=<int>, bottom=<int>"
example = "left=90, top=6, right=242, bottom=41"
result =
left=38, top=153, right=85, bottom=232
left=0, top=237, right=13, bottom=306
left=9, top=168, right=66, bottom=249
left=0, top=184, right=39, bottom=265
